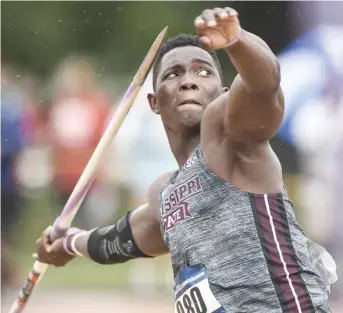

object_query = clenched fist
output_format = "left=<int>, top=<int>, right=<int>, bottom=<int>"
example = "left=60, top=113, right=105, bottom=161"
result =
left=195, top=7, right=241, bottom=50
left=34, top=226, right=82, bottom=267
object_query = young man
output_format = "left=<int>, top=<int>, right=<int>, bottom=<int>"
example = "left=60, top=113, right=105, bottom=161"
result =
left=35, top=7, right=333, bottom=313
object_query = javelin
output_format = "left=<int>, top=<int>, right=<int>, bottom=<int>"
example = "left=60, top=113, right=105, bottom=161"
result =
left=8, top=26, right=168, bottom=313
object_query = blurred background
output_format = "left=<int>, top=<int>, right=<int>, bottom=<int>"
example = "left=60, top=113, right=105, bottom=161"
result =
left=1, top=1, right=342, bottom=312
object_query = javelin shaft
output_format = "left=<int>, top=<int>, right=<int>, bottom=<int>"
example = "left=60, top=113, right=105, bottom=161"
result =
left=8, top=26, right=168, bottom=313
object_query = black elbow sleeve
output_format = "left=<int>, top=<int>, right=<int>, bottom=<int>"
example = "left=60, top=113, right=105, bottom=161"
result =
left=87, top=212, right=153, bottom=264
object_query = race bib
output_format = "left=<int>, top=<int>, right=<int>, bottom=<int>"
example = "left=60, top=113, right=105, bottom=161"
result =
left=174, top=264, right=226, bottom=313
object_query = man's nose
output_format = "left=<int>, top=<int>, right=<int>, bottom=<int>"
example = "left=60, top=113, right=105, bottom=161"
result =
left=179, top=82, right=199, bottom=92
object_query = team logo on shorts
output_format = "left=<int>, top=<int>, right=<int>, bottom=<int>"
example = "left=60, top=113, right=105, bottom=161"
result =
left=161, top=175, right=202, bottom=232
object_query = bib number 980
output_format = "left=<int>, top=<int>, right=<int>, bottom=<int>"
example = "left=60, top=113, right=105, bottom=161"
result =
left=176, top=286, right=207, bottom=313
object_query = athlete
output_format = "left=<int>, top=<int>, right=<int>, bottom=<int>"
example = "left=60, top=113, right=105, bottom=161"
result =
left=35, top=7, right=334, bottom=313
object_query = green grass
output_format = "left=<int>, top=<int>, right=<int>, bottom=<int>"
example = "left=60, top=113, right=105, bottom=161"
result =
left=17, top=254, right=131, bottom=289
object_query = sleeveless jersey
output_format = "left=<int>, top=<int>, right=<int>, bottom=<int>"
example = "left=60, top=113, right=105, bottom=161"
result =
left=158, top=146, right=331, bottom=313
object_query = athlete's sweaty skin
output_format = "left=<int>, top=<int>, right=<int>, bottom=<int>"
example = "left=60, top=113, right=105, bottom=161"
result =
left=35, top=7, right=331, bottom=313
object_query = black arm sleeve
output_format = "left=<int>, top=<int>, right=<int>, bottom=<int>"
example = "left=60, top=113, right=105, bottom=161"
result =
left=87, top=211, right=153, bottom=264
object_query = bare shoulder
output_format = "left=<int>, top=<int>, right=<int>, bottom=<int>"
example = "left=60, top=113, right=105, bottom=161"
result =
left=148, top=171, right=174, bottom=202
left=200, top=92, right=228, bottom=147
left=147, top=171, right=175, bottom=221
left=129, top=171, right=174, bottom=256
left=149, top=171, right=174, bottom=194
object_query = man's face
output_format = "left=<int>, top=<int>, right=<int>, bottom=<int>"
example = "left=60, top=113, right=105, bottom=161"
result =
left=148, top=46, right=224, bottom=133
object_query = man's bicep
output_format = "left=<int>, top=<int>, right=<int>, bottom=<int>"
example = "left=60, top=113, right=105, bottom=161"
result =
left=130, top=172, right=173, bottom=257
left=224, top=74, right=285, bottom=143
left=130, top=203, right=168, bottom=257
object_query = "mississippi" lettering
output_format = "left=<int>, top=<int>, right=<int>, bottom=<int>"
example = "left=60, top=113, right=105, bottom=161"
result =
left=161, top=175, right=202, bottom=231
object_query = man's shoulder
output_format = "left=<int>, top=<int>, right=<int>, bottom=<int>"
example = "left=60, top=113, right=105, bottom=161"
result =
left=147, top=171, right=175, bottom=221
left=149, top=171, right=175, bottom=195
left=148, top=171, right=175, bottom=204
left=200, top=93, right=228, bottom=147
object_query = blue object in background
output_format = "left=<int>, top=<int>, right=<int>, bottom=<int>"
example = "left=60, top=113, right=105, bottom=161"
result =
left=1, top=82, right=26, bottom=193
left=277, top=26, right=343, bottom=146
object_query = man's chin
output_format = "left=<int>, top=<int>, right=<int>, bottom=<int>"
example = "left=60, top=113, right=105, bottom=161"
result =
left=179, top=111, right=202, bottom=130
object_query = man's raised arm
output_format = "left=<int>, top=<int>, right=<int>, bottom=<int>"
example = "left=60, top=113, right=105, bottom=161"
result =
left=196, top=7, right=284, bottom=143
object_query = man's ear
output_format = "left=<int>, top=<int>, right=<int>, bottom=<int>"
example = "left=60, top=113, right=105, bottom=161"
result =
left=222, top=87, right=229, bottom=93
left=148, top=93, right=160, bottom=114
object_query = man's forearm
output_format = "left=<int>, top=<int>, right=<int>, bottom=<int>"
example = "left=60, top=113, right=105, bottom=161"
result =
left=225, top=29, right=280, bottom=94
left=65, top=212, right=153, bottom=264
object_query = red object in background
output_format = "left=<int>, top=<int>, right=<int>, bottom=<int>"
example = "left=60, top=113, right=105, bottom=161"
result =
left=49, top=89, right=112, bottom=194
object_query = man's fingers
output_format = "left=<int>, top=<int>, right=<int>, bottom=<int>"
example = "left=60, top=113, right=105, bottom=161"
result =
left=46, top=245, right=53, bottom=253
left=194, top=16, right=206, bottom=29
left=42, top=226, right=55, bottom=254
left=213, top=8, right=229, bottom=20
left=42, top=225, right=52, bottom=238
left=43, top=226, right=54, bottom=244
left=224, top=7, right=239, bottom=17
left=33, top=252, right=52, bottom=265
left=201, top=9, right=217, bottom=27
left=195, top=8, right=239, bottom=30
left=35, top=225, right=61, bottom=265
left=43, top=232, right=50, bottom=245
left=199, top=36, right=212, bottom=50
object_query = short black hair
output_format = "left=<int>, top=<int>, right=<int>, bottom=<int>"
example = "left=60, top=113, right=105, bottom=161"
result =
left=152, top=34, right=224, bottom=90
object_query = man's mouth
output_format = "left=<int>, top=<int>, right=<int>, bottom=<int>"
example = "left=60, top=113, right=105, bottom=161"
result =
left=178, top=99, right=202, bottom=106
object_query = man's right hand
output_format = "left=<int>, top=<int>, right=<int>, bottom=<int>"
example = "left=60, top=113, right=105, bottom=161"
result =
left=34, top=226, right=80, bottom=267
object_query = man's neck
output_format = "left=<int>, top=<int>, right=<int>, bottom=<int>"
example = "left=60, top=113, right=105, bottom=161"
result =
left=165, top=127, right=200, bottom=168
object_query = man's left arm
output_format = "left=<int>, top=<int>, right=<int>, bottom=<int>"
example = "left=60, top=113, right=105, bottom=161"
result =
left=196, top=8, right=284, bottom=143
left=224, top=29, right=284, bottom=143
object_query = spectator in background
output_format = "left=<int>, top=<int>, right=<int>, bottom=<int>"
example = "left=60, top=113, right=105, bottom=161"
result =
left=1, top=65, right=32, bottom=289
left=19, top=72, right=44, bottom=144
left=12, top=72, right=53, bottom=195
left=48, top=57, right=114, bottom=228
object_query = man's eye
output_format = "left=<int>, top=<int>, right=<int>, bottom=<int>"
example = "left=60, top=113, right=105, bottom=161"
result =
left=165, top=72, right=178, bottom=80
left=198, top=69, right=211, bottom=77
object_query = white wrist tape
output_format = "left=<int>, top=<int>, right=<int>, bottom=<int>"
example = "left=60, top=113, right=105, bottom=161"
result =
left=70, top=232, right=84, bottom=257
